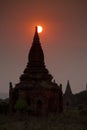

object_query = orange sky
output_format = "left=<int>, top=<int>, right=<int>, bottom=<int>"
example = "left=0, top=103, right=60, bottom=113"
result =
left=0, top=0, right=87, bottom=94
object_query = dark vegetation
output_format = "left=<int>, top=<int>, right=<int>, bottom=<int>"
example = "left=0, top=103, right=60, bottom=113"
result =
left=75, top=90, right=87, bottom=105
left=0, top=90, right=87, bottom=130
left=0, top=108, right=87, bottom=130
left=0, top=98, right=9, bottom=115
left=0, top=99, right=87, bottom=130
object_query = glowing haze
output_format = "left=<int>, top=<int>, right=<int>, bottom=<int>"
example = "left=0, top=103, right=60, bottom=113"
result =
left=0, top=0, right=87, bottom=94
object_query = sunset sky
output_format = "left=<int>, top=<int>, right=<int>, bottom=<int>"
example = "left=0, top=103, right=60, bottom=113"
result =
left=0, top=0, right=87, bottom=93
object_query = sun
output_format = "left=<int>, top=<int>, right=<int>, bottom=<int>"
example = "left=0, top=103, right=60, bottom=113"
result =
left=37, top=25, right=43, bottom=33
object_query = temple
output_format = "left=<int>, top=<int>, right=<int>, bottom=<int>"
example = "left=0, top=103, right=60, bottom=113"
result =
left=65, top=80, right=72, bottom=96
left=63, top=80, right=74, bottom=107
left=9, top=26, right=63, bottom=115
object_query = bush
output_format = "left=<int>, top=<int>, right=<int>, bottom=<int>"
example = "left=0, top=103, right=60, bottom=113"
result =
left=15, top=99, right=28, bottom=113
left=0, top=102, right=9, bottom=114
left=79, top=108, right=87, bottom=116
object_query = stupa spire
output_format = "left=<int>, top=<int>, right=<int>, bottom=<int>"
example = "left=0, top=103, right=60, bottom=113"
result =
left=35, top=26, right=38, bottom=33
left=65, top=80, right=72, bottom=95
left=28, top=26, right=44, bottom=66
left=33, top=26, right=40, bottom=43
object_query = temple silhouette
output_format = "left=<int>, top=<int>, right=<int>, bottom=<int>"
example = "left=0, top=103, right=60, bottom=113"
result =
left=9, top=27, right=63, bottom=115
left=63, top=80, right=74, bottom=107
left=64, top=81, right=87, bottom=108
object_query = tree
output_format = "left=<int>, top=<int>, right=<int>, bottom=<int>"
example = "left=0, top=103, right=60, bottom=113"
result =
left=15, top=99, right=28, bottom=113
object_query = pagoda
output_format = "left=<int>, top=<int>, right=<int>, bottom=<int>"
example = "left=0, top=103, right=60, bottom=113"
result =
left=65, top=80, right=72, bottom=96
left=63, top=80, right=74, bottom=107
left=9, top=27, right=63, bottom=115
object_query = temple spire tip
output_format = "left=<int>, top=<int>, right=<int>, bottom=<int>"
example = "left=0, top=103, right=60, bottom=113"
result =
left=35, top=26, right=38, bottom=33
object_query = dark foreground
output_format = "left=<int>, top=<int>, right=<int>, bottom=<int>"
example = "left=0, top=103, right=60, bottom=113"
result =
left=0, top=108, right=87, bottom=130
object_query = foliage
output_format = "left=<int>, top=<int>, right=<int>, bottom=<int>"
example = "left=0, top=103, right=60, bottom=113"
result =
left=79, top=108, right=87, bottom=116
left=0, top=108, right=87, bottom=130
left=15, top=99, right=28, bottom=112
left=0, top=101, right=9, bottom=114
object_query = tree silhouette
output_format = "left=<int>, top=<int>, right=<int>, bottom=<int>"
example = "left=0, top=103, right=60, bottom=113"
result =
left=15, top=99, right=28, bottom=113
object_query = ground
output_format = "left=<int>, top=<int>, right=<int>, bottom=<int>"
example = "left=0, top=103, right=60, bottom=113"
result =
left=0, top=108, right=87, bottom=130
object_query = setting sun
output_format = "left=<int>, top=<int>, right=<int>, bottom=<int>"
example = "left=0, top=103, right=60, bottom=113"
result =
left=37, top=25, right=43, bottom=33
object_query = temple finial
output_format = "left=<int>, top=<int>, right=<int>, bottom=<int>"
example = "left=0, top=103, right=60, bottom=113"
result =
left=33, top=26, right=39, bottom=42
left=35, top=26, right=38, bottom=33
